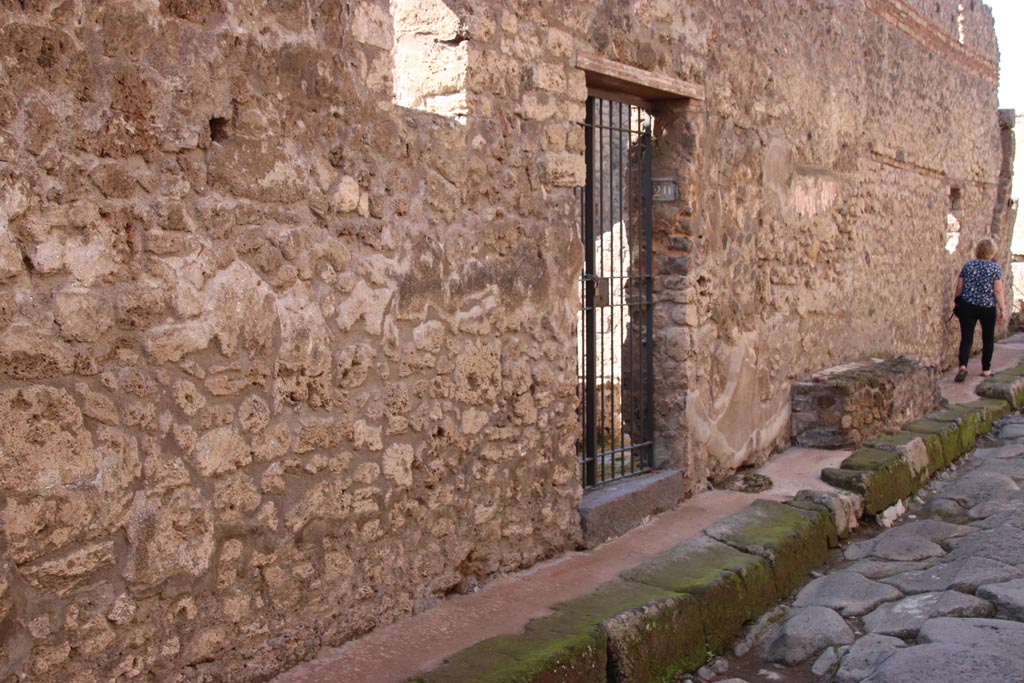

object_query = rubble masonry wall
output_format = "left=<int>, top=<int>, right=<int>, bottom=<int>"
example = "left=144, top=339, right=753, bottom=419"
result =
left=0, top=0, right=1008, bottom=681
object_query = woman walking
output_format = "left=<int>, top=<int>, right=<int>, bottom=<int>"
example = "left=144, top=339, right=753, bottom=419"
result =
left=954, top=238, right=1005, bottom=382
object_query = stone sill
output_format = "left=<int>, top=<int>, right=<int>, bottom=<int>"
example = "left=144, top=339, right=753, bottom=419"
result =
left=578, top=468, right=684, bottom=549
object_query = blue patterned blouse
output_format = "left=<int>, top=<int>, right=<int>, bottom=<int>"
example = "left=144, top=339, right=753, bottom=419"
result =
left=959, top=259, right=1002, bottom=308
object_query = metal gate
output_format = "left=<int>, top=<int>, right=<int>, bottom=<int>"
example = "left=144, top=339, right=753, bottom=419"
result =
left=578, top=96, right=655, bottom=489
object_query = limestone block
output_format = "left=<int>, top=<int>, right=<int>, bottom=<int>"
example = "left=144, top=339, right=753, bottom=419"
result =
left=336, top=280, right=391, bottom=335
left=542, top=152, right=586, bottom=187
left=285, top=478, right=353, bottom=533
left=0, top=326, right=75, bottom=380
left=145, top=321, right=213, bottom=363
left=19, top=540, right=116, bottom=596
left=383, top=443, right=414, bottom=488
left=330, top=175, right=361, bottom=214
left=125, top=488, right=215, bottom=589
left=350, top=1, right=393, bottom=48
left=2, top=488, right=100, bottom=564
left=276, top=289, right=333, bottom=407
left=193, top=426, right=251, bottom=477
left=54, top=288, right=114, bottom=342
left=208, top=260, right=278, bottom=356
left=206, top=137, right=308, bottom=203
left=453, top=339, right=501, bottom=404
left=0, top=219, right=23, bottom=280
left=0, top=386, right=95, bottom=493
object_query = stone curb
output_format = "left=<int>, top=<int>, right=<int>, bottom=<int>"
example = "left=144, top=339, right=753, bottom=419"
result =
left=821, top=393, right=1013, bottom=517
left=410, top=373, right=1021, bottom=683
left=410, top=499, right=837, bottom=682
left=976, top=365, right=1024, bottom=408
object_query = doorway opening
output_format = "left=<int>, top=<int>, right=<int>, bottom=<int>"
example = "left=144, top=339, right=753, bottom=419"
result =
left=578, top=95, right=655, bottom=488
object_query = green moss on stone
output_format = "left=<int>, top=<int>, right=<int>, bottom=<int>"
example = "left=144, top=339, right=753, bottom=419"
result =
left=840, top=448, right=900, bottom=471
left=927, top=406, right=980, bottom=456
left=821, top=467, right=869, bottom=494
left=825, top=451, right=915, bottom=515
left=786, top=499, right=839, bottom=548
left=622, top=535, right=776, bottom=656
left=602, top=593, right=705, bottom=683
left=865, top=431, right=944, bottom=479
left=704, top=500, right=830, bottom=599
left=963, top=398, right=1011, bottom=435
left=903, top=418, right=960, bottom=467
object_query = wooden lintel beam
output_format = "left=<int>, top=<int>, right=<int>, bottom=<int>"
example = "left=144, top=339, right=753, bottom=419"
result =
left=575, top=52, right=705, bottom=102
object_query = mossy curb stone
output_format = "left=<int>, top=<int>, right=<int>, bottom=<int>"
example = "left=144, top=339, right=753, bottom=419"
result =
left=622, top=534, right=776, bottom=656
left=927, top=405, right=981, bottom=455
left=903, top=418, right=963, bottom=467
left=823, top=448, right=915, bottom=515
left=409, top=580, right=694, bottom=683
left=962, top=398, right=1012, bottom=435
left=977, top=366, right=1024, bottom=408
left=703, top=499, right=831, bottom=599
left=864, top=431, right=942, bottom=481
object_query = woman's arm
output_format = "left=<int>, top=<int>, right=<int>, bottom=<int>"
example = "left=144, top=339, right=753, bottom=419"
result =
left=955, top=276, right=964, bottom=298
left=995, top=279, right=1006, bottom=322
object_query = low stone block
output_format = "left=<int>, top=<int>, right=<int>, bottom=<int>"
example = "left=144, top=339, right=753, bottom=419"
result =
left=410, top=580, right=696, bottom=683
left=786, top=498, right=840, bottom=548
left=825, top=448, right=915, bottom=515
left=962, top=398, right=1012, bottom=436
left=601, top=592, right=705, bottom=683
left=926, top=406, right=981, bottom=456
left=622, top=535, right=776, bottom=655
left=579, top=469, right=684, bottom=549
left=902, top=418, right=962, bottom=468
left=864, top=432, right=941, bottom=480
left=795, top=489, right=864, bottom=539
left=977, top=370, right=1024, bottom=409
left=704, top=499, right=831, bottom=599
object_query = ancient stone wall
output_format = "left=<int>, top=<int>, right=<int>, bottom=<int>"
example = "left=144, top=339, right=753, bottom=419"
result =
left=0, top=0, right=1008, bottom=681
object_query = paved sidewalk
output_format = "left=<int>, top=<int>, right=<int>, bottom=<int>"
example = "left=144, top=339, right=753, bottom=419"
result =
left=273, top=334, right=1024, bottom=683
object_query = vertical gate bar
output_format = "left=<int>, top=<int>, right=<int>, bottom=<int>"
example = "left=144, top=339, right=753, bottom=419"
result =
left=583, top=97, right=597, bottom=488
left=642, top=120, right=655, bottom=470
left=598, top=100, right=607, bottom=482
left=621, top=103, right=630, bottom=467
left=614, top=100, right=622, bottom=479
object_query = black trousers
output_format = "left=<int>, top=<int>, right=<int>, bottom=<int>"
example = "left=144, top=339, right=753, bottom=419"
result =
left=957, top=301, right=997, bottom=370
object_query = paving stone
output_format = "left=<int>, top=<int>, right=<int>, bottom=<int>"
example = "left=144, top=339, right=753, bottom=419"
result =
left=942, top=525, right=1024, bottom=567
left=862, top=591, right=994, bottom=638
left=844, top=534, right=946, bottom=562
left=919, top=497, right=968, bottom=522
left=971, top=509, right=1024, bottom=530
left=972, top=444, right=1024, bottom=460
left=976, top=457, right=1024, bottom=483
left=880, top=556, right=1024, bottom=594
left=936, top=470, right=1020, bottom=509
left=976, top=578, right=1024, bottom=621
left=811, top=646, right=844, bottom=676
left=833, top=634, right=905, bottom=683
left=967, top=498, right=1022, bottom=519
left=763, top=606, right=854, bottom=666
left=860, top=644, right=1024, bottom=683
left=792, top=571, right=903, bottom=617
left=843, top=559, right=937, bottom=580
left=916, top=616, right=1024, bottom=651
left=995, top=422, right=1024, bottom=440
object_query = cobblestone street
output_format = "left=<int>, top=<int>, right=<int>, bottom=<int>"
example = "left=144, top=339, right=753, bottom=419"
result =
left=691, top=413, right=1024, bottom=683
